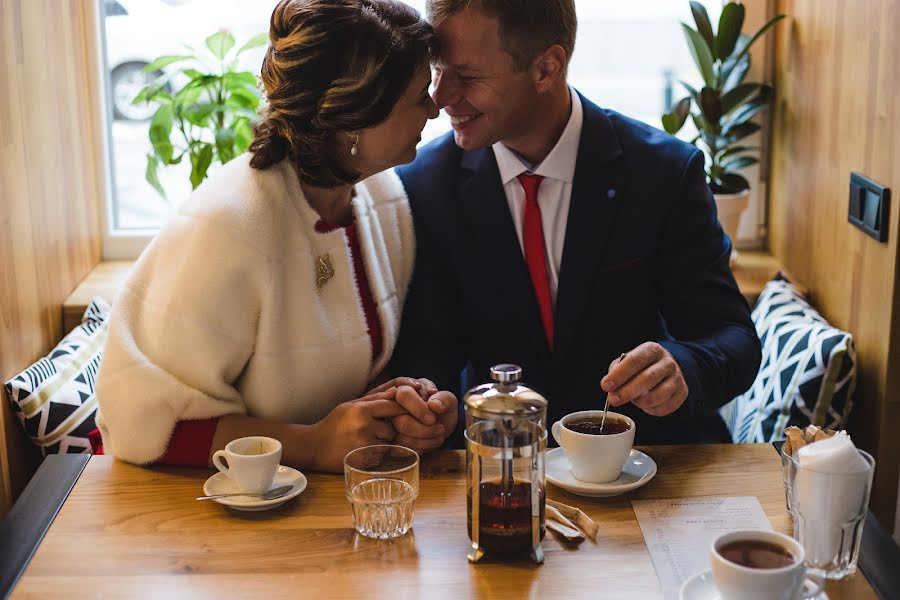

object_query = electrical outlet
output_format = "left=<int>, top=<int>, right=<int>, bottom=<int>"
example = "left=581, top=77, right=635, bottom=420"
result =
left=848, top=172, right=890, bottom=242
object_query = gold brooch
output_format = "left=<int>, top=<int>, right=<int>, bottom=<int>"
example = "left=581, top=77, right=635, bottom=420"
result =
left=316, top=254, right=335, bottom=290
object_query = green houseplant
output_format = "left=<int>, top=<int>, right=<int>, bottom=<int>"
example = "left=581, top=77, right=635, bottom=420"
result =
left=132, top=31, right=267, bottom=199
left=662, top=1, right=784, bottom=262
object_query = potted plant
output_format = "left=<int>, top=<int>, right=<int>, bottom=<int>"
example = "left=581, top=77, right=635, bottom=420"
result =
left=662, top=1, right=784, bottom=264
left=132, top=30, right=267, bottom=199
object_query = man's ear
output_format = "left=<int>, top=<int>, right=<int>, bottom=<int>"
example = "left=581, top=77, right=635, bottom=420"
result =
left=532, top=44, right=567, bottom=92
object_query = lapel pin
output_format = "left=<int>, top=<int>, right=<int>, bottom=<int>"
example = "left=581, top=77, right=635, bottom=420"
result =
left=316, top=254, right=335, bottom=290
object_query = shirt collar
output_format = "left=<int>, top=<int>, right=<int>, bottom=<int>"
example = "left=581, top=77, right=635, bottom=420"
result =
left=492, top=87, right=583, bottom=186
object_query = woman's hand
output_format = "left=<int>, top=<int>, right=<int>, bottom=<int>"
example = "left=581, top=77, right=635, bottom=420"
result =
left=307, top=388, right=409, bottom=472
left=391, top=384, right=458, bottom=453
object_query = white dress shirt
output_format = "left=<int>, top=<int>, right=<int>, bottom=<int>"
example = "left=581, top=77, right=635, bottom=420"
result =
left=492, top=89, right=583, bottom=307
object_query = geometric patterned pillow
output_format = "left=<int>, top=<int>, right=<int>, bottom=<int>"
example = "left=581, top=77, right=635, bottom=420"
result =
left=4, top=297, right=110, bottom=455
left=719, top=273, right=857, bottom=443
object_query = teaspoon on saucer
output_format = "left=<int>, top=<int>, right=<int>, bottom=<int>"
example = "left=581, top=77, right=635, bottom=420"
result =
left=196, top=484, right=294, bottom=501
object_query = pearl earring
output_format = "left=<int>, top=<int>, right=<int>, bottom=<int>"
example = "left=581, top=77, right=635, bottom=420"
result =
left=350, top=134, right=359, bottom=156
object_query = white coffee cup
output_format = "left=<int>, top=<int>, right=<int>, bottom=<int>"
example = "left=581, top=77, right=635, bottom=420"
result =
left=550, top=410, right=635, bottom=483
left=711, top=530, right=824, bottom=600
left=212, top=436, right=282, bottom=494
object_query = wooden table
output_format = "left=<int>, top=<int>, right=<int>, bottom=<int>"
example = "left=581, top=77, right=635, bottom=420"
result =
left=10, top=445, right=878, bottom=599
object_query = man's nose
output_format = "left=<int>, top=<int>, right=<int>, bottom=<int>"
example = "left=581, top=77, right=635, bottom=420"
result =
left=431, top=71, right=459, bottom=109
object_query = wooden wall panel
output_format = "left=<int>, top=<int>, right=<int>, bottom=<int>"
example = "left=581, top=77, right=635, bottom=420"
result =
left=0, top=1, right=103, bottom=518
left=770, top=0, right=900, bottom=528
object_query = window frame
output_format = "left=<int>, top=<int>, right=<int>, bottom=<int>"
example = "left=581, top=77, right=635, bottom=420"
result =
left=94, top=0, right=157, bottom=259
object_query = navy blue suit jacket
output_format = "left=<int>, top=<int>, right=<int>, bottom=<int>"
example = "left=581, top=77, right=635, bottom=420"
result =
left=391, top=93, right=761, bottom=445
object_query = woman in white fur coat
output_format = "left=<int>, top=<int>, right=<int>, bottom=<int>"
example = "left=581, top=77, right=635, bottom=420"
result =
left=95, top=0, right=457, bottom=472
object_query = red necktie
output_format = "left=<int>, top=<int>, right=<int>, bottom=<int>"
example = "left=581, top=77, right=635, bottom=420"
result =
left=517, top=173, right=553, bottom=348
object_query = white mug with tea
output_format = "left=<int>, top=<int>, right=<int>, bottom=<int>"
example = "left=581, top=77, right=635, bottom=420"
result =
left=551, top=410, right=635, bottom=483
left=711, top=530, right=824, bottom=600
left=212, top=436, right=282, bottom=494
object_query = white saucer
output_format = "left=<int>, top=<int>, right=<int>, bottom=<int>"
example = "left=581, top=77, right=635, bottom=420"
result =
left=202, top=465, right=308, bottom=512
left=545, top=447, right=657, bottom=497
left=679, top=569, right=828, bottom=600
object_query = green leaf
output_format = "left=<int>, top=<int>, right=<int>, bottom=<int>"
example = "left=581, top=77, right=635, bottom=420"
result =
left=149, top=103, right=175, bottom=163
left=184, top=103, right=218, bottom=127
left=190, top=144, right=214, bottom=189
left=724, top=121, right=761, bottom=143
left=174, top=84, right=205, bottom=109
left=226, top=86, right=261, bottom=111
left=144, top=54, right=192, bottom=72
left=689, top=2, right=715, bottom=56
left=718, top=172, right=751, bottom=193
left=236, top=32, right=268, bottom=56
left=721, top=51, right=751, bottom=92
left=206, top=31, right=235, bottom=60
left=682, top=23, right=716, bottom=88
left=145, top=153, right=166, bottom=200
left=222, top=71, right=258, bottom=88
left=679, top=80, right=702, bottom=105
left=662, top=113, right=682, bottom=135
left=662, top=96, right=692, bottom=134
left=741, top=15, right=786, bottom=57
left=715, top=2, right=745, bottom=60
left=721, top=155, right=758, bottom=171
left=718, top=145, right=759, bottom=160
left=182, top=68, right=205, bottom=80
left=724, top=94, right=771, bottom=128
left=699, top=86, right=722, bottom=128
left=132, top=79, right=169, bottom=105
left=720, top=83, right=762, bottom=115
left=233, top=117, right=254, bottom=151
left=215, top=127, right=236, bottom=163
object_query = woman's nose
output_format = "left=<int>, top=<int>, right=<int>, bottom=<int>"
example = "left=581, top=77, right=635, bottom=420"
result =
left=426, top=95, right=440, bottom=119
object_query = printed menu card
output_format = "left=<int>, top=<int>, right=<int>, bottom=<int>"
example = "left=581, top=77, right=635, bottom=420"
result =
left=632, top=496, right=773, bottom=599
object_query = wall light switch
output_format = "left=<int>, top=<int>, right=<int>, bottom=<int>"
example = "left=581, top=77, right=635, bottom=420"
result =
left=848, top=172, right=890, bottom=242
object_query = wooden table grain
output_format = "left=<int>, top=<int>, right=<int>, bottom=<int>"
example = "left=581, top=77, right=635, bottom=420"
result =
left=12, top=444, right=877, bottom=599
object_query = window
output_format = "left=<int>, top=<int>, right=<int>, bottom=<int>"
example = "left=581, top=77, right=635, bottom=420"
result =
left=99, top=0, right=740, bottom=257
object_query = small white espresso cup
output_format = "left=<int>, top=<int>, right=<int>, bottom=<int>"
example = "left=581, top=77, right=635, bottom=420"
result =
left=212, top=436, right=282, bottom=494
left=551, top=410, right=635, bottom=483
left=711, top=530, right=824, bottom=600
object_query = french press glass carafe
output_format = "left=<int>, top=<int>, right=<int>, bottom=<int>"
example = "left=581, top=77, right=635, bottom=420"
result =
left=465, top=364, right=548, bottom=563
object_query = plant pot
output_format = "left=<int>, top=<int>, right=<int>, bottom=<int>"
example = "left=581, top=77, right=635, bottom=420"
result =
left=713, top=190, right=751, bottom=266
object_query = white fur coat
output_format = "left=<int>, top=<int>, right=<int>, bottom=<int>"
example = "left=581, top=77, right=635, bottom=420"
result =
left=95, top=154, right=415, bottom=464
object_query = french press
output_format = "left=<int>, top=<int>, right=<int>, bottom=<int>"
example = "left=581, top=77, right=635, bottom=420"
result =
left=465, top=364, right=548, bottom=563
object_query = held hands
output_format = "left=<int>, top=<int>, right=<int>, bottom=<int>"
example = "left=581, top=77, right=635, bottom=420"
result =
left=309, top=387, right=410, bottom=472
left=313, top=377, right=458, bottom=472
left=601, top=342, right=689, bottom=417
left=370, top=376, right=457, bottom=453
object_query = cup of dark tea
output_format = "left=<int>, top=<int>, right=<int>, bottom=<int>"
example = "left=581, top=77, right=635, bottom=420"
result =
left=710, top=530, right=824, bottom=600
left=550, top=410, right=635, bottom=483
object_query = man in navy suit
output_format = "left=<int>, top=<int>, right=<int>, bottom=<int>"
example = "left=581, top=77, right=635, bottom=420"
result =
left=390, top=0, right=761, bottom=446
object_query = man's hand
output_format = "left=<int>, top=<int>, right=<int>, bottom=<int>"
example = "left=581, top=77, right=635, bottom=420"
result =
left=601, top=342, right=689, bottom=417
left=391, top=384, right=458, bottom=453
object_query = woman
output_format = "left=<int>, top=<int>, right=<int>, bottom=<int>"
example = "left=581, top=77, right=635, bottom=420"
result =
left=95, top=0, right=455, bottom=472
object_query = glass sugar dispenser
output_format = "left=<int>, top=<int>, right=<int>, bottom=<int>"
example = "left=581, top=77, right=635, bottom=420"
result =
left=465, top=364, right=548, bottom=563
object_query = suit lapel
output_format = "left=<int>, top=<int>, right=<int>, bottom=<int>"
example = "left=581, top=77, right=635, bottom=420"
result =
left=459, top=148, right=552, bottom=360
left=554, top=97, right=626, bottom=367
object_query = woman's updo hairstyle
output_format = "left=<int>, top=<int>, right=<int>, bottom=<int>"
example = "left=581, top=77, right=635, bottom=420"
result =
left=249, top=0, right=435, bottom=187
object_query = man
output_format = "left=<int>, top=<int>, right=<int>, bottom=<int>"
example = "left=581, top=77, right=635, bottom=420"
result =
left=391, top=0, right=761, bottom=446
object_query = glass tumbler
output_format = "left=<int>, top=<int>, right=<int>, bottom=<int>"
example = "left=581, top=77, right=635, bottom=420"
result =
left=780, top=442, right=797, bottom=518
left=790, top=449, right=875, bottom=579
left=344, top=445, right=419, bottom=540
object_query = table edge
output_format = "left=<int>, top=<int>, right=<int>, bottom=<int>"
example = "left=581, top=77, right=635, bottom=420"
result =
left=0, top=453, right=88, bottom=599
